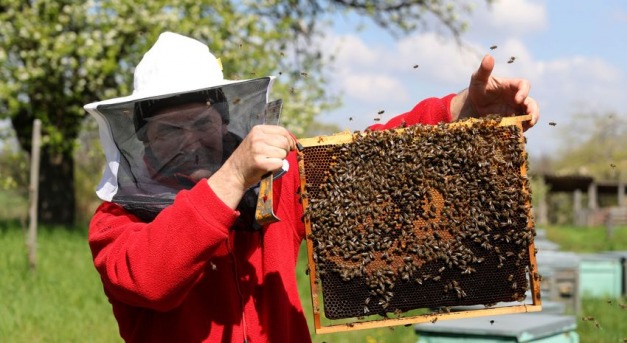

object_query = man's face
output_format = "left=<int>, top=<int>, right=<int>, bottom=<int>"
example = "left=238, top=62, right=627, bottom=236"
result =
left=144, top=102, right=228, bottom=182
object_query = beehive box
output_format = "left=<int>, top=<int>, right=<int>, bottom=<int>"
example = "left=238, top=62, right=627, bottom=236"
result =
left=297, top=115, right=542, bottom=333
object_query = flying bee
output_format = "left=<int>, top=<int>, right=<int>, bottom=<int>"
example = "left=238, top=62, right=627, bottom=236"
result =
left=413, top=64, right=419, bottom=69
left=549, top=122, right=556, bottom=126
left=300, top=72, right=308, bottom=78
left=490, top=45, right=498, bottom=50
left=508, top=56, right=516, bottom=64
left=378, top=110, right=385, bottom=115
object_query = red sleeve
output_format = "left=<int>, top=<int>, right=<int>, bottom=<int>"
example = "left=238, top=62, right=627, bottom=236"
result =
left=368, top=94, right=456, bottom=130
left=88, top=181, right=237, bottom=311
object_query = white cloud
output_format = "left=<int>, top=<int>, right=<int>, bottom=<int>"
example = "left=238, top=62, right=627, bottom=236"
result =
left=470, top=0, right=548, bottom=35
left=340, top=72, right=409, bottom=103
left=327, top=34, right=380, bottom=69
left=394, top=33, right=479, bottom=85
left=489, top=0, right=548, bottom=32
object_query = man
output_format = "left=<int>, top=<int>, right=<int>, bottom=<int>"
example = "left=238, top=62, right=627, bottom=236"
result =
left=85, top=32, right=539, bottom=343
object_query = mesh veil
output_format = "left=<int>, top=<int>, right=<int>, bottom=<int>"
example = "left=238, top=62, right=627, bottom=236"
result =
left=90, top=77, right=280, bottom=223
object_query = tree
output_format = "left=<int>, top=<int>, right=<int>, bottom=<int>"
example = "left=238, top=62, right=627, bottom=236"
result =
left=1, top=0, right=484, bottom=225
left=552, top=112, right=627, bottom=181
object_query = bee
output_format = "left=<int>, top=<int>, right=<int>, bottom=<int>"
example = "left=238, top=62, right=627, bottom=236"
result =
left=549, top=122, right=556, bottom=126
left=430, top=317, right=438, bottom=324
left=349, top=117, right=353, bottom=121
left=374, top=117, right=381, bottom=122
left=413, top=64, right=419, bottom=69
left=490, top=45, right=498, bottom=50
left=378, top=110, right=385, bottom=115
left=490, top=320, right=495, bottom=325
left=300, top=72, right=308, bottom=78
left=508, top=56, right=516, bottom=64
left=611, top=163, right=617, bottom=168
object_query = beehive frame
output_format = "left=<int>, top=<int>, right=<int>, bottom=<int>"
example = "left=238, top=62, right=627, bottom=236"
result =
left=297, top=115, right=542, bottom=334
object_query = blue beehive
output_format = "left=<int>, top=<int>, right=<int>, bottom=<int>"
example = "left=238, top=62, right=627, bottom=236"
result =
left=579, top=253, right=623, bottom=298
left=600, top=251, right=627, bottom=297
left=535, top=250, right=581, bottom=314
left=414, top=313, right=579, bottom=343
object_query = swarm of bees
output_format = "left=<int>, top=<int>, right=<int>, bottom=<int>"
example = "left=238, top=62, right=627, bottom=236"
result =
left=299, top=117, right=535, bottom=320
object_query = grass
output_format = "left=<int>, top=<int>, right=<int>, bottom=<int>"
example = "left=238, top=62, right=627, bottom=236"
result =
left=577, top=297, right=627, bottom=343
left=543, top=224, right=627, bottom=252
left=1, top=220, right=626, bottom=342
left=0, top=221, right=121, bottom=343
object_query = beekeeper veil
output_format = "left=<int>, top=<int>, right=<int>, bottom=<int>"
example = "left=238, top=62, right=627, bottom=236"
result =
left=84, top=32, right=283, bottom=223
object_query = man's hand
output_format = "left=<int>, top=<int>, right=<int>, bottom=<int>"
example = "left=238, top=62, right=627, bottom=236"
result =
left=208, top=125, right=297, bottom=209
left=450, top=54, right=540, bottom=131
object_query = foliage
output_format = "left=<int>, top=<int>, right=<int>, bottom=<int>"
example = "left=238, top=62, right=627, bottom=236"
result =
left=0, top=128, right=29, bottom=196
left=74, top=117, right=105, bottom=225
left=552, top=112, right=627, bottom=181
left=0, top=0, right=483, bottom=224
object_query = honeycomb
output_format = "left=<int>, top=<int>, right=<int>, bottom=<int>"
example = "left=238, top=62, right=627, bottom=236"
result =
left=298, top=117, right=536, bottom=324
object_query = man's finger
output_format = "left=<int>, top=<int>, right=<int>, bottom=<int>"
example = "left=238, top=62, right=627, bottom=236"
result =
left=472, top=54, right=495, bottom=84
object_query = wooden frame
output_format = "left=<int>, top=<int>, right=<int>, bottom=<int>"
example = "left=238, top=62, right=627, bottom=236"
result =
left=297, top=115, right=542, bottom=334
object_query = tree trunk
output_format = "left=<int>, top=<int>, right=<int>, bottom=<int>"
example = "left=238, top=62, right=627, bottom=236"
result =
left=38, top=148, right=75, bottom=226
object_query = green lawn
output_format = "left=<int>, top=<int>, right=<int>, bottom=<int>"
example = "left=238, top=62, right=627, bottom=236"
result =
left=1, top=221, right=625, bottom=342
left=0, top=221, right=121, bottom=343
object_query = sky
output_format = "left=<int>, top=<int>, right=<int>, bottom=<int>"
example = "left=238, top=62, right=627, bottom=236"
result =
left=316, top=0, right=627, bottom=159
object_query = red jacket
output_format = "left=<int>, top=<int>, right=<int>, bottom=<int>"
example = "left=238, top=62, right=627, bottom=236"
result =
left=89, top=94, right=455, bottom=343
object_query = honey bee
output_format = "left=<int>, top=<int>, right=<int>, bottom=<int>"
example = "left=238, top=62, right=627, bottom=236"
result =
left=413, top=64, right=419, bottom=69
left=548, top=122, right=556, bottom=126
left=508, top=57, right=516, bottom=64
left=490, top=45, right=497, bottom=50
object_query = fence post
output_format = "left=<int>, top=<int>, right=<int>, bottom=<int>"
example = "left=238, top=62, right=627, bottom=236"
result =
left=27, top=119, right=41, bottom=270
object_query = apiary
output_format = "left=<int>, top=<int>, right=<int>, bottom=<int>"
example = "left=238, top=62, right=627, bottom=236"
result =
left=297, top=115, right=542, bottom=333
